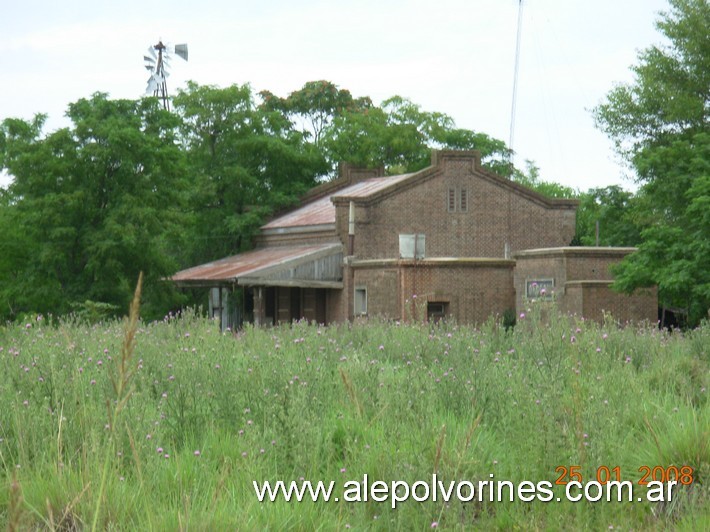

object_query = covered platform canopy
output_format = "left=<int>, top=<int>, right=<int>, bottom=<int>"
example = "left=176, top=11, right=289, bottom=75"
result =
left=170, top=243, right=344, bottom=289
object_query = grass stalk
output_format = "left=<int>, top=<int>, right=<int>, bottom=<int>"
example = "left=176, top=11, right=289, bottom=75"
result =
left=90, top=272, right=143, bottom=532
left=338, top=368, right=362, bottom=419
left=7, top=471, right=24, bottom=532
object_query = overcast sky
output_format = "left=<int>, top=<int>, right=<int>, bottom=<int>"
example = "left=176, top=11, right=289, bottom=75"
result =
left=1, top=0, right=669, bottom=190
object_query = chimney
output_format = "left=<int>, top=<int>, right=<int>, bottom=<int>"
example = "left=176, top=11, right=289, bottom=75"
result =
left=339, top=162, right=385, bottom=183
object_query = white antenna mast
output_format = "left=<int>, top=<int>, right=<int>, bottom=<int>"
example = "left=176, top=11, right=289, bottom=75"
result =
left=509, top=0, right=524, bottom=171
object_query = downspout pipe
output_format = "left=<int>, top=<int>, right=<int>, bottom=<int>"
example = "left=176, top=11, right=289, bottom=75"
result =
left=348, top=201, right=355, bottom=256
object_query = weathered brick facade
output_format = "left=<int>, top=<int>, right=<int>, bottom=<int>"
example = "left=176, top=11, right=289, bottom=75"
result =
left=173, top=150, right=657, bottom=327
left=333, top=151, right=577, bottom=259
left=346, top=259, right=516, bottom=323
left=563, top=282, right=658, bottom=324
left=514, top=248, right=657, bottom=324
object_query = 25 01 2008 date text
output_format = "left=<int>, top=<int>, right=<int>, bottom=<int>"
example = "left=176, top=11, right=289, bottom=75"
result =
left=555, top=465, right=694, bottom=486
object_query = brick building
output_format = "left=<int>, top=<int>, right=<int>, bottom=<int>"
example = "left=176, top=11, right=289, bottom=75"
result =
left=171, top=151, right=656, bottom=327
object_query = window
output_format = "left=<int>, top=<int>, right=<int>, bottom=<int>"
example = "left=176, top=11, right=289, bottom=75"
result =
left=460, top=187, right=468, bottom=212
left=354, top=287, right=367, bottom=316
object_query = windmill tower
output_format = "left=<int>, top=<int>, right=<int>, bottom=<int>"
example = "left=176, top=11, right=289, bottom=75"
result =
left=144, top=40, right=188, bottom=110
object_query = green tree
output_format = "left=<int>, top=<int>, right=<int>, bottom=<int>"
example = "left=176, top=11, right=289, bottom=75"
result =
left=574, top=186, right=642, bottom=246
left=0, top=93, right=189, bottom=320
left=259, top=80, right=371, bottom=147
left=441, top=128, right=512, bottom=177
left=594, top=0, right=710, bottom=325
left=0, top=188, right=42, bottom=318
left=323, top=98, right=427, bottom=173
left=174, top=82, right=328, bottom=263
left=512, top=160, right=577, bottom=199
left=324, top=95, right=511, bottom=175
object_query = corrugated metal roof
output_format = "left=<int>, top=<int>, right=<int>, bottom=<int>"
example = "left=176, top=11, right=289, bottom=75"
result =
left=171, top=243, right=341, bottom=284
left=262, top=173, right=413, bottom=229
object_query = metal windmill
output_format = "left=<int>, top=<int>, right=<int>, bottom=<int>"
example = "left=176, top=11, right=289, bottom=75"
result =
left=144, top=40, right=188, bottom=110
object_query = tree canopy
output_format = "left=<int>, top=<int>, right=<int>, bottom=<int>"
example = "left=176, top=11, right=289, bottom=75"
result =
left=0, top=94, right=189, bottom=319
left=594, top=0, right=710, bottom=325
left=573, top=186, right=641, bottom=247
left=261, top=83, right=513, bottom=177
left=173, top=82, right=327, bottom=264
left=259, top=80, right=371, bottom=147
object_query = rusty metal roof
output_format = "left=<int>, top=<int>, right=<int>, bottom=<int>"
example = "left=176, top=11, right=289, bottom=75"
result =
left=171, top=243, right=341, bottom=285
left=262, top=173, right=414, bottom=229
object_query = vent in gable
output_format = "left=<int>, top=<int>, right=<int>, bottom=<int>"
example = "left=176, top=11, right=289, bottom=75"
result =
left=448, top=188, right=456, bottom=212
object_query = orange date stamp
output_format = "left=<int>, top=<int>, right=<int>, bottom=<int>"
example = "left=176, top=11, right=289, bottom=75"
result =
left=555, top=465, right=694, bottom=486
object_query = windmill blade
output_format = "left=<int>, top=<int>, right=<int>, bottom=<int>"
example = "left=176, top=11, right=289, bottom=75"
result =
left=146, top=46, right=157, bottom=60
left=143, top=55, right=155, bottom=64
left=146, top=77, right=158, bottom=94
left=144, top=64, right=155, bottom=71
left=174, top=44, right=188, bottom=61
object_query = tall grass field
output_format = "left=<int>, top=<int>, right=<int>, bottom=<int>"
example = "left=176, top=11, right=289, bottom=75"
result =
left=0, top=293, right=708, bottom=529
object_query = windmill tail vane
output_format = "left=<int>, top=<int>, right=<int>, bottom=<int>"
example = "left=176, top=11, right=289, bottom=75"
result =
left=144, top=40, right=188, bottom=110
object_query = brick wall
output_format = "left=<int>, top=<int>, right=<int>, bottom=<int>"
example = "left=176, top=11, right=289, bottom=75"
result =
left=566, top=253, right=627, bottom=281
left=514, top=248, right=657, bottom=324
left=352, top=266, right=400, bottom=319
left=335, top=152, right=577, bottom=261
left=326, top=262, right=351, bottom=323
left=513, top=255, right=567, bottom=312
left=565, top=282, right=658, bottom=324
left=350, top=259, right=515, bottom=324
